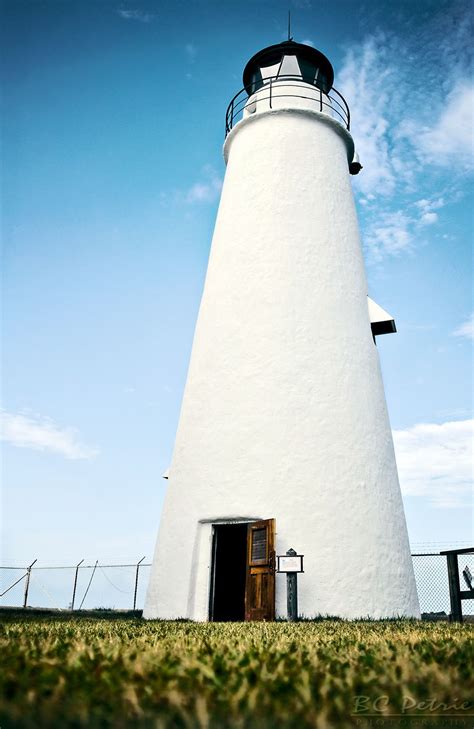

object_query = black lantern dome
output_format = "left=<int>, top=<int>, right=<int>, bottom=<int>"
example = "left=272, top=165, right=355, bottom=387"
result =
left=242, top=40, right=334, bottom=96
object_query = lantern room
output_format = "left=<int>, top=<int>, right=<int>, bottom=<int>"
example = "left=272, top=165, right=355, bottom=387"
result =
left=226, top=40, right=351, bottom=138
left=242, top=40, right=334, bottom=96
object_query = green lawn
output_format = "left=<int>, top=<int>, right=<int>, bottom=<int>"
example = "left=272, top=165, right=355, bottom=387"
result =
left=1, top=612, right=472, bottom=728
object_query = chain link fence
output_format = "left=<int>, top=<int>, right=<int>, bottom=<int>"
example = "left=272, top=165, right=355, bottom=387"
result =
left=1, top=548, right=473, bottom=617
left=0, top=562, right=151, bottom=612
left=412, top=552, right=474, bottom=618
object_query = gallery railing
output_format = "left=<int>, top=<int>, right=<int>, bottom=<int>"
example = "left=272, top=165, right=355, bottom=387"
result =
left=225, top=75, right=351, bottom=135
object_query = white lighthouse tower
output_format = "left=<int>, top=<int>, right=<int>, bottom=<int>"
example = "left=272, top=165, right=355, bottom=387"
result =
left=144, top=39, right=420, bottom=620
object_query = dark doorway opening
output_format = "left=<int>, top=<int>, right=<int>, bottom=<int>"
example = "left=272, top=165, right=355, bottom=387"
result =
left=210, top=523, right=248, bottom=621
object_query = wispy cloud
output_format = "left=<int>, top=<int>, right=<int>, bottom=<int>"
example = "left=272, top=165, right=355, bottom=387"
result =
left=185, top=43, right=197, bottom=63
left=398, top=81, right=474, bottom=172
left=1, top=410, right=99, bottom=460
left=362, top=191, right=453, bottom=258
left=338, top=34, right=397, bottom=198
left=158, top=164, right=223, bottom=207
left=419, top=211, right=438, bottom=226
left=393, top=419, right=473, bottom=508
left=364, top=210, right=413, bottom=260
left=338, top=12, right=472, bottom=262
left=117, top=9, right=155, bottom=23
left=419, top=82, right=474, bottom=170
left=415, top=197, right=445, bottom=214
left=453, top=313, right=474, bottom=340
left=185, top=165, right=222, bottom=204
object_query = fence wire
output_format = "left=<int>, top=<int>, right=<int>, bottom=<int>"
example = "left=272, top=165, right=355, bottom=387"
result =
left=1, top=554, right=473, bottom=617
left=0, top=563, right=151, bottom=612
left=411, top=555, right=450, bottom=615
left=412, top=553, right=473, bottom=617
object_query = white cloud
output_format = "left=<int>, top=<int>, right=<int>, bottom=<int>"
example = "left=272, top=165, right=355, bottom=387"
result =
left=185, top=43, right=197, bottom=63
left=419, top=211, right=438, bottom=226
left=453, top=313, right=474, bottom=340
left=186, top=165, right=222, bottom=204
left=117, top=9, right=155, bottom=23
left=393, top=419, right=473, bottom=508
left=1, top=410, right=99, bottom=460
left=338, top=9, right=474, bottom=185
left=159, top=165, right=223, bottom=206
left=338, top=35, right=398, bottom=196
left=417, top=81, right=474, bottom=170
left=366, top=193, right=448, bottom=249
left=365, top=210, right=413, bottom=260
left=338, top=25, right=471, bottom=263
left=415, top=197, right=445, bottom=212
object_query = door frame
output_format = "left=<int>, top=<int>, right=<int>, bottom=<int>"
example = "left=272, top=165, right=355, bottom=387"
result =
left=207, top=517, right=261, bottom=621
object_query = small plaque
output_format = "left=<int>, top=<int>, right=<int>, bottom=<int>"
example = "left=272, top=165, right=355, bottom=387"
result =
left=277, top=555, right=304, bottom=573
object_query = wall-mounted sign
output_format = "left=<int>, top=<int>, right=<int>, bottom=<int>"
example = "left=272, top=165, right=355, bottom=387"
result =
left=277, top=554, right=304, bottom=573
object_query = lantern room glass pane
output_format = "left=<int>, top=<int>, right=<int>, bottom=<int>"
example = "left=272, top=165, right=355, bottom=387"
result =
left=250, top=54, right=330, bottom=94
left=278, top=54, right=302, bottom=80
left=298, top=57, right=327, bottom=91
left=260, top=61, right=282, bottom=82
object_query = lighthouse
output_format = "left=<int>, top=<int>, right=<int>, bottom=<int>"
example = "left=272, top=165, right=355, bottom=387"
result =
left=144, top=39, right=420, bottom=620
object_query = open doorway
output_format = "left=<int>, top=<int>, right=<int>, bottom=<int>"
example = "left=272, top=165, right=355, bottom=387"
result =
left=209, top=523, right=248, bottom=621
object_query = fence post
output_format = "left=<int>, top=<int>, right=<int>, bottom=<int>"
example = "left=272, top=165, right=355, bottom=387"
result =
left=23, top=559, right=37, bottom=608
left=71, top=559, right=84, bottom=610
left=286, top=548, right=298, bottom=622
left=133, top=556, right=146, bottom=611
left=446, top=553, right=462, bottom=622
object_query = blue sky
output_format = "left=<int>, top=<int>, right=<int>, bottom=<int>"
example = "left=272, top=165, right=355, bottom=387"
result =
left=1, top=0, right=473, bottom=601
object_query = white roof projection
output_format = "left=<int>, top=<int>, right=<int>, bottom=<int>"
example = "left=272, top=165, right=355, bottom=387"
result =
left=367, top=296, right=397, bottom=336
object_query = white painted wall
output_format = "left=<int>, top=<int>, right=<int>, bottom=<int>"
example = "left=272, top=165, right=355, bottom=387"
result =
left=144, top=100, right=420, bottom=620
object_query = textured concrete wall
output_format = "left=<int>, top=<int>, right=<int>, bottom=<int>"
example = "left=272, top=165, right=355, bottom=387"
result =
left=144, top=103, right=420, bottom=620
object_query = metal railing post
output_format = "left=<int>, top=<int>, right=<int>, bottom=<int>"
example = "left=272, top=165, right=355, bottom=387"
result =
left=269, top=77, right=272, bottom=109
left=23, top=559, right=37, bottom=608
left=133, top=556, right=146, bottom=611
left=71, top=559, right=84, bottom=610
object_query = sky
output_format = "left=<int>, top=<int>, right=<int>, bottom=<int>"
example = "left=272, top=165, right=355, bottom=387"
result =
left=1, top=0, right=473, bottom=608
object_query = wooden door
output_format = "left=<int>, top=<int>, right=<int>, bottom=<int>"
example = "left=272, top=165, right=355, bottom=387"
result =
left=245, top=519, right=276, bottom=621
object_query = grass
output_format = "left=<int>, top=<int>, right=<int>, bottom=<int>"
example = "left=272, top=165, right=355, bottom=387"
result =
left=1, top=612, right=472, bottom=728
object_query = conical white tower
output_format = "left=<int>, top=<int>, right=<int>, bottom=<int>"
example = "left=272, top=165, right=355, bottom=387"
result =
left=144, top=40, right=420, bottom=621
